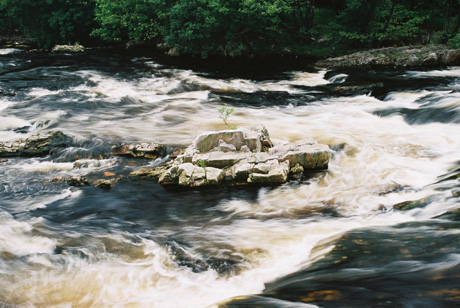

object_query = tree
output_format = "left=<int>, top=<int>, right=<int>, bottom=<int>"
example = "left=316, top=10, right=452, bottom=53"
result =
left=92, top=0, right=171, bottom=43
left=1, top=0, right=96, bottom=48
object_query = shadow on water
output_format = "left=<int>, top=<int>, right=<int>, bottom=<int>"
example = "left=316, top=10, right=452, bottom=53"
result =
left=31, top=178, right=263, bottom=230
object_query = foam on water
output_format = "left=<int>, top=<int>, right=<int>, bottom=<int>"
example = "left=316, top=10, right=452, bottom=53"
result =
left=0, top=213, right=56, bottom=257
left=405, top=67, right=460, bottom=78
left=2, top=58, right=460, bottom=307
left=0, top=48, right=22, bottom=55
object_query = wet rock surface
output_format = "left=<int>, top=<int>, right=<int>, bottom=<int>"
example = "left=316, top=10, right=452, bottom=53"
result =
left=317, top=45, right=460, bottom=69
left=146, top=126, right=330, bottom=187
left=393, top=196, right=437, bottom=211
left=112, top=143, right=167, bottom=159
left=0, top=131, right=72, bottom=157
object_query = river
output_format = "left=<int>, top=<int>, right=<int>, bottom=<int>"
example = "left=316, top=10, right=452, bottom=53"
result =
left=1, top=48, right=460, bottom=308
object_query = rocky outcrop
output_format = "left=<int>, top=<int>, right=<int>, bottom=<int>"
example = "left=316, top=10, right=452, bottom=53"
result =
left=112, top=143, right=185, bottom=160
left=147, top=127, right=330, bottom=187
left=112, top=143, right=167, bottom=159
left=316, top=45, right=460, bottom=69
left=51, top=44, right=85, bottom=53
left=0, top=131, right=72, bottom=157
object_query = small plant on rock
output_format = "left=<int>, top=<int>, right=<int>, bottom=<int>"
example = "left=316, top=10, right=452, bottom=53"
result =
left=218, top=104, right=236, bottom=129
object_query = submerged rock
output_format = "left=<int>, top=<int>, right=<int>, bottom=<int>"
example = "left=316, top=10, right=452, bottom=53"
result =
left=0, top=131, right=71, bottom=157
left=146, top=126, right=330, bottom=188
left=94, top=178, right=119, bottom=190
left=393, top=196, right=437, bottom=211
left=65, top=176, right=90, bottom=187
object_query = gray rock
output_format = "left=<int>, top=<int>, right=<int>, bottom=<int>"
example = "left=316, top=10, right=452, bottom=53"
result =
left=158, top=165, right=179, bottom=185
left=252, top=159, right=279, bottom=174
left=94, top=178, right=118, bottom=190
left=147, top=127, right=329, bottom=188
left=66, top=176, right=90, bottom=187
left=218, top=140, right=237, bottom=152
left=248, top=161, right=290, bottom=184
left=52, top=44, right=85, bottom=53
left=393, top=196, right=436, bottom=211
left=281, top=144, right=330, bottom=169
left=0, top=131, right=71, bottom=157
left=193, top=130, right=246, bottom=153
left=317, top=45, right=460, bottom=69
left=205, top=167, right=225, bottom=185
left=112, top=143, right=166, bottom=159
left=178, top=163, right=196, bottom=186
left=167, top=48, right=180, bottom=57
left=422, top=52, right=438, bottom=65
left=129, top=167, right=164, bottom=178
left=192, top=151, right=249, bottom=169
left=192, top=126, right=272, bottom=153
left=231, top=161, right=256, bottom=181
left=173, top=163, right=225, bottom=187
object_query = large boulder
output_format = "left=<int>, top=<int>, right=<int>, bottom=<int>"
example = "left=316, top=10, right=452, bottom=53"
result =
left=191, top=126, right=272, bottom=154
left=0, top=131, right=71, bottom=157
left=146, top=126, right=330, bottom=188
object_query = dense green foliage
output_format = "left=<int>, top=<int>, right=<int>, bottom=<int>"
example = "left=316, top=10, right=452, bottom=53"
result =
left=2, top=0, right=460, bottom=57
left=0, top=0, right=96, bottom=48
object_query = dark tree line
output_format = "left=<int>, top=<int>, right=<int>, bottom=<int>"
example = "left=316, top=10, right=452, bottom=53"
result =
left=2, top=0, right=460, bottom=57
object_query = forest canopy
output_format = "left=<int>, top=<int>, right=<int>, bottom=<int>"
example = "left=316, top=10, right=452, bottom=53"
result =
left=2, top=0, right=460, bottom=57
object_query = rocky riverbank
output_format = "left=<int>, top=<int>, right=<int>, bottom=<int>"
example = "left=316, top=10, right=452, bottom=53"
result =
left=316, top=45, right=460, bottom=69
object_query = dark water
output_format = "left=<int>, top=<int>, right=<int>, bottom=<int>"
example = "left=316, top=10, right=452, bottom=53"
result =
left=1, top=48, right=460, bottom=308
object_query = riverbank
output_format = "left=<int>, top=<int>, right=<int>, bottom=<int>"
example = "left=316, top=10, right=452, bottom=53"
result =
left=3, top=38, right=460, bottom=71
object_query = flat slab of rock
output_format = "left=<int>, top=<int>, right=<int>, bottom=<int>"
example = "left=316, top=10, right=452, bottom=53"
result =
left=0, top=131, right=71, bottom=157
left=316, top=45, right=460, bottom=69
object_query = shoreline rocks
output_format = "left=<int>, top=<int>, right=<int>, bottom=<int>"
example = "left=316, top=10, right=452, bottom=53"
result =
left=51, top=44, right=85, bottom=53
left=316, top=45, right=460, bottom=69
left=147, top=126, right=330, bottom=187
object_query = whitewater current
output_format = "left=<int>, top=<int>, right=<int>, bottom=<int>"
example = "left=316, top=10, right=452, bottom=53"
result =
left=1, top=49, right=460, bottom=308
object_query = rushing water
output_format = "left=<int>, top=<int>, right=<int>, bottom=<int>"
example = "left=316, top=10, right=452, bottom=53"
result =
left=1, top=48, right=460, bottom=308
